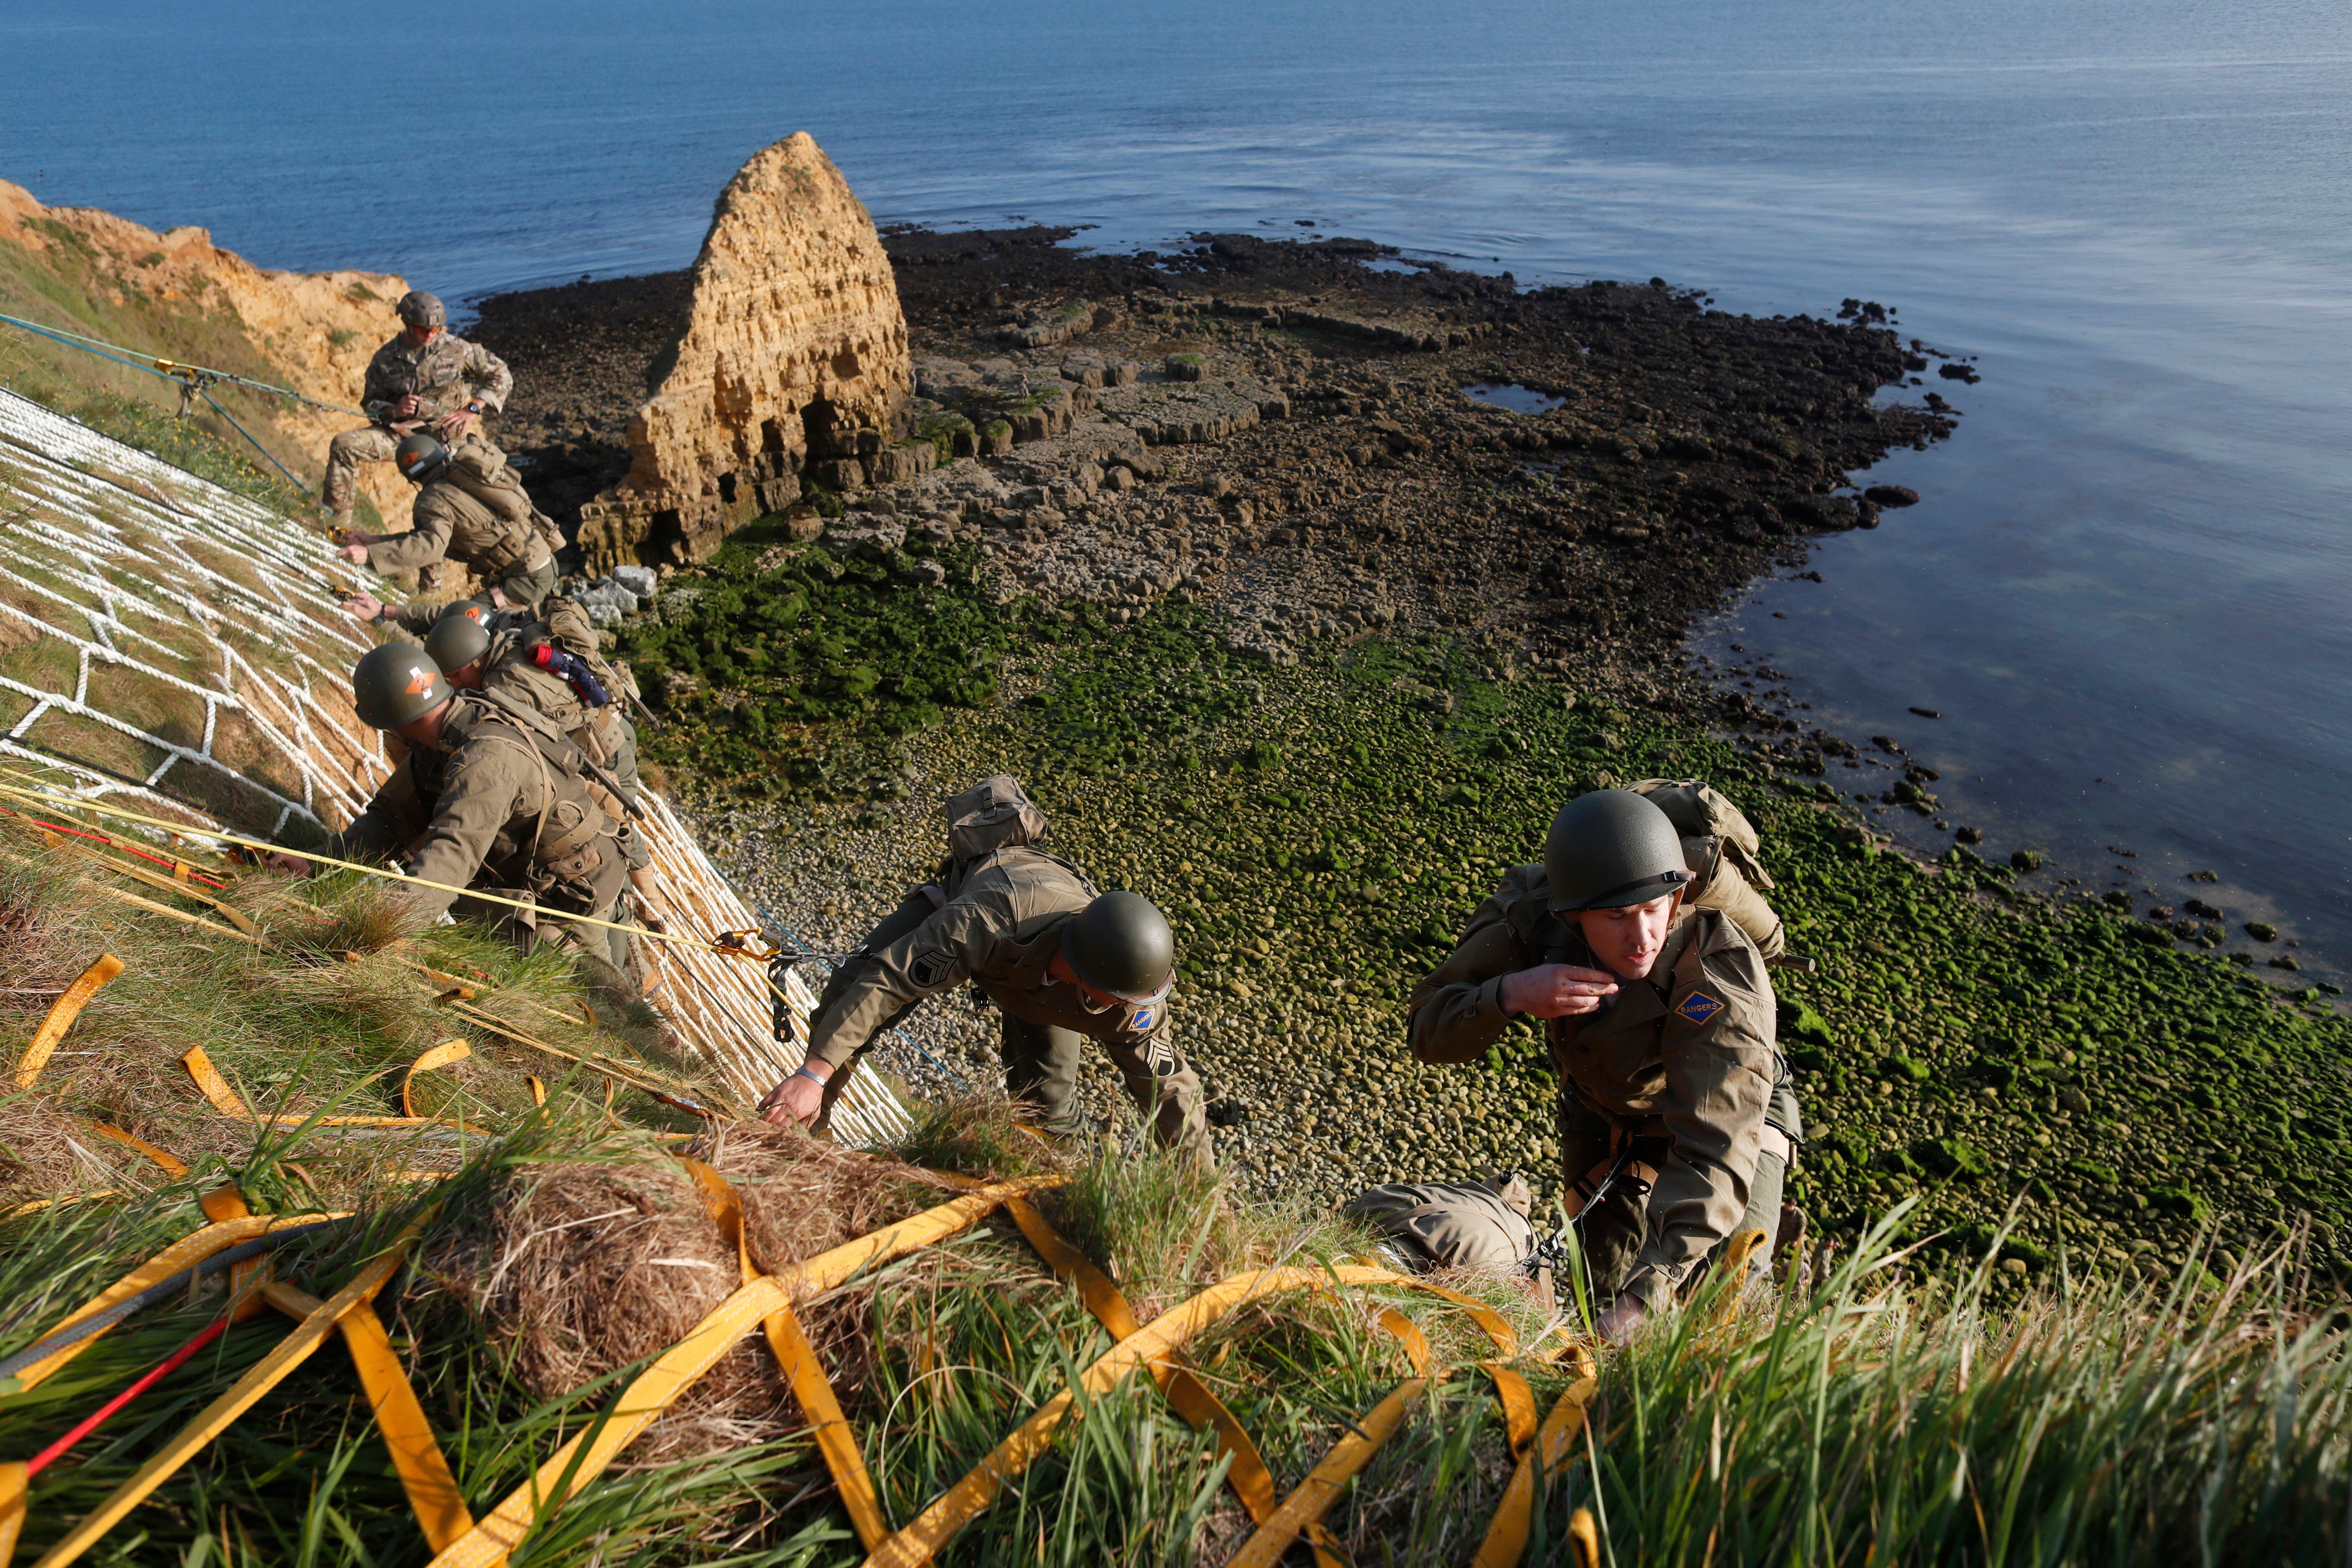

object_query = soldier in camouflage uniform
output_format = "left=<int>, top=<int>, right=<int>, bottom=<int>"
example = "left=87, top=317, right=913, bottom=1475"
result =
left=270, top=644, right=637, bottom=971
left=760, top=776, right=1210, bottom=1161
left=1407, top=788, right=1798, bottom=1343
left=321, top=290, right=513, bottom=532
left=337, top=433, right=560, bottom=610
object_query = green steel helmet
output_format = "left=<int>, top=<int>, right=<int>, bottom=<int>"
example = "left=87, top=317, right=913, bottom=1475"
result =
left=1061, top=890, right=1176, bottom=1002
left=396, top=290, right=446, bottom=328
left=1544, top=789, right=1695, bottom=912
left=350, top=643, right=453, bottom=730
left=394, top=432, right=450, bottom=485
left=423, top=601, right=494, bottom=674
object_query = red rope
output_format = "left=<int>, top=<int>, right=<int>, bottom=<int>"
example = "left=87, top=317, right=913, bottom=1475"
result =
left=0, top=805, right=230, bottom=889
left=24, top=1314, right=231, bottom=1476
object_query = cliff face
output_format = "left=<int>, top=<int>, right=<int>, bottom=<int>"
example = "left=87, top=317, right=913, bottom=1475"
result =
left=0, top=180, right=417, bottom=530
left=578, top=134, right=913, bottom=570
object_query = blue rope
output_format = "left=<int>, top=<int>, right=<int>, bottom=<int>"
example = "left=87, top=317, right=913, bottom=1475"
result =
left=0, top=310, right=366, bottom=415
left=0, top=307, right=375, bottom=507
left=197, top=386, right=308, bottom=496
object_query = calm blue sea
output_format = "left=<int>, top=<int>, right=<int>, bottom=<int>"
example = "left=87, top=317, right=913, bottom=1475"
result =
left=5, top=0, right=2350, bottom=968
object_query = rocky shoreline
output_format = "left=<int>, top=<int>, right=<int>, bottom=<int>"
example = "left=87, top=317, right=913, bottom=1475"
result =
left=470, top=229, right=2351, bottom=1280
left=475, top=226, right=1956, bottom=690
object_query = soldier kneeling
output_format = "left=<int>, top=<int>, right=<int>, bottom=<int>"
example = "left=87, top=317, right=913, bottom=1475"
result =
left=1407, top=788, right=1802, bottom=1343
left=271, top=644, right=639, bottom=977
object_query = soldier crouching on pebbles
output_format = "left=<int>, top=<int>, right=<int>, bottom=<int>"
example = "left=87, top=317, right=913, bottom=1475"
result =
left=266, top=644, right=639, bottom=980
left=1406, top=788, right=1801, bottom=1343
left=759, top=776, right=1210, bottom=1162
left=321, top=290, right=512, bottom=534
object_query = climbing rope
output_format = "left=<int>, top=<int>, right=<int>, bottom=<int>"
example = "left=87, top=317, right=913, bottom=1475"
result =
left=0, top=309, right=364, bottom=501
left=0, top=312, right=365, bottom=417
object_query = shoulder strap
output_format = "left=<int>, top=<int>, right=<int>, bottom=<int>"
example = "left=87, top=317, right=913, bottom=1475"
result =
left=474, top=686, right=644, bottom=821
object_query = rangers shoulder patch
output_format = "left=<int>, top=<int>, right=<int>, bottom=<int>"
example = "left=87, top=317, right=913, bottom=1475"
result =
left=1672, top=990, right=1727, bottom=1026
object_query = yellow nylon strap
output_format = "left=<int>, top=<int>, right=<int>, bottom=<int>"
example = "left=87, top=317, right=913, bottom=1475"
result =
left=6, top=1213, right=319, bottom=1391
left=181, top=1046, right=475, bottom=1132
left=428, top=1178, right=1054, bottom=1568
left=82, top=1122, right=187, bottom=1176
left=1376, top=1307, right=1431, bottom=1377
left=0, top=1462, right=25, bottom=1568
left=1467, top=1374, right=1601, bottom=1568
left=0, top=1457, right=24, bottom=1568
left=31, top=1228, right=419, bottom=1568
left=676, top=1157, right=893, bottom=1552
left=1481, top=1363, right=1538, bottom=1459
left=765, top=1297, right=892, bottom=1550
left=261, top=1283, right=476, bottom=1554
left=1569, top=1507, right=1602, bottom=1567
left=1002, top=1195, right=1282, bottom=1523
left=196, top=1187, right=270, bottom=1312
left=861, top=1262, right=1420, bottom=1568
left=1227, top=1377, right=1429, bottom=1568
left=1289, top=1298, right=1451, bottom=1568
left=401, top=1041, right=472, bottom=1119
left=13, top=953, right=122, bottom=1088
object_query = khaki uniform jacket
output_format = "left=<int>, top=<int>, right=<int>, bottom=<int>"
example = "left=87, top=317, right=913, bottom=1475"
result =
left=369, top=442, right=555, bottom=581
left=362, top=331, right=513, bottom=426
left=806, top=845, right=1176, bottom=1074
left=330, top=693, right=628, bottom=924
left=1407, top=864, right=1776, bottom=1297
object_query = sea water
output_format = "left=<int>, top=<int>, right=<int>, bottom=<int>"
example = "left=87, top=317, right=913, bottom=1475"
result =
left=5, top=0, right=2349, bottom=966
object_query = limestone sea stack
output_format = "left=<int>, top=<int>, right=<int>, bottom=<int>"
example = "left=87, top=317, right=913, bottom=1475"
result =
left=577, top=133, right=913, bottom=570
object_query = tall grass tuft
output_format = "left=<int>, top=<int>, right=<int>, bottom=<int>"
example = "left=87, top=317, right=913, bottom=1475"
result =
left=1570, top=1201, right=2352, bottom=1565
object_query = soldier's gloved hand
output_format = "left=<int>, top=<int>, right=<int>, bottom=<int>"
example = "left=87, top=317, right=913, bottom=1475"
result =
left=1499, top=963, right=1620, bottom=1019
left=759, top=1061, right=832, bottom=1129
left=1594, top=1292, right=1650, bottom=1346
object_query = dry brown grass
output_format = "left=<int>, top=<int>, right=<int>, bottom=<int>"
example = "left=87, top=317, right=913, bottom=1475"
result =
left=689, top=1119, right=968, bottom=1275
left=435, top=1143, right=793, bottom=1462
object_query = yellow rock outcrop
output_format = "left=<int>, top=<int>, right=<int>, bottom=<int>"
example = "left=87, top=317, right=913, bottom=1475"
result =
left=0, top=179, right=416, bottom=530
left=578, top=133, right=913, bottom=570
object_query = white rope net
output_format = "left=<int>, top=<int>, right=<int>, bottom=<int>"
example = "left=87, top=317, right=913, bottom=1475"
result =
left=0, top=386, right=908, bottom=1144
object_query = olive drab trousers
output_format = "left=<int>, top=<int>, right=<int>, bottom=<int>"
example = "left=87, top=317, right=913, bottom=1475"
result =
left=1561, top=1083, right=1796, bottom=1308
